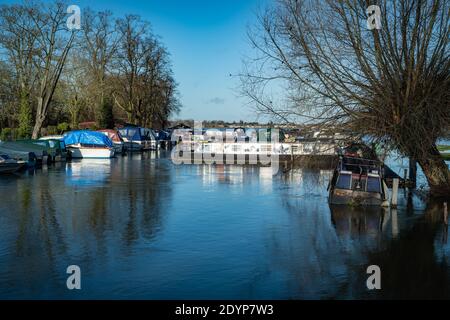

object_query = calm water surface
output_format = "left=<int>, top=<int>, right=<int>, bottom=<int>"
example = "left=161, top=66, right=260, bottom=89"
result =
left=0, top=152, right=449, bottom=299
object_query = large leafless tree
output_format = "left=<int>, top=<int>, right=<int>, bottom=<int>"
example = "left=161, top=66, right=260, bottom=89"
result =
left=242, top=0, right=450, bottom=196
left=0, top=1, right=179, bottom=137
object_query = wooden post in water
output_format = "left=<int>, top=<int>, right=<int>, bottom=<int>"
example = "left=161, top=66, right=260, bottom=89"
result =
left=444, top=202, right=448, bottom=225
left=381, top=180, right=390, bottom=207
left=409, top=158, right=417, bottom=188
left=391, top=178, right=399, bottom=208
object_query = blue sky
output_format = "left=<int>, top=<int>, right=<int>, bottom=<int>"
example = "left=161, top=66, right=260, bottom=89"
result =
left=72, top=0, right=270, bottom=121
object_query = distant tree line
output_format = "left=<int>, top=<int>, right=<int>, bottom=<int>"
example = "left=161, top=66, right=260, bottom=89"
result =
left=0, top=0, right=180, bottom=139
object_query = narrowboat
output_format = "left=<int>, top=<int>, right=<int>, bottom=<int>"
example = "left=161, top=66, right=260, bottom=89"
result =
left=328, top=143, right=385, bottom=206
left=63, top=130, right=115, bottom=159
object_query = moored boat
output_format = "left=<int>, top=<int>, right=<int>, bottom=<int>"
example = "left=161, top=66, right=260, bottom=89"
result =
left=97, top=129, right=125, bottom=154
left=63, top=130, right=115, bottom=159
left=0, top=153, right=26, bottom=174
left=118, top=126, right=157, bottom=151
left=328, top=143, right=385, bottom=206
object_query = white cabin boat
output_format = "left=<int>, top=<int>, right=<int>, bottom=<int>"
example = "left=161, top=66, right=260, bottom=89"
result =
left=63, top=130, right=115, bottom=159
left=67, top=144, right=115, bottom=159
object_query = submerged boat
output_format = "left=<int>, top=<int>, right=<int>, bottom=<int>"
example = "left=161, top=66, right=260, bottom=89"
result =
left=328, top=143, right=385, bottom=206
left=63, top=130, right=115, bottom=159
left=97, top=129, right=125, bottom=154
left=0, top=153, right=26, bottom=173
left=118, top=126, right=157, bottom=151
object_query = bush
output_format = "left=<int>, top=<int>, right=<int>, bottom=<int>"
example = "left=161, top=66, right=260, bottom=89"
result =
left=57, top=122, right=70, bottom=134
left=0, top=128, right=16, bottom=141
left=46, top=125, right=58, bottom=135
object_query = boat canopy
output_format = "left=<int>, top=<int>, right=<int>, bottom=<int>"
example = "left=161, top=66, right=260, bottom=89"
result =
left=97, top=129, right=124, bottom=143
left=118, top=127, right=155, bottom=141
left=63, top=130, right=113, bottom=147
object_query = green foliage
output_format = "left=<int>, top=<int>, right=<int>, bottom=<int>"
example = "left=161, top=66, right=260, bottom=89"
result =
left=57, top=122, right=70, bottom=134
left=0, top=128, right=15, bottom=141
left=97, top=98, right=115, bottom=129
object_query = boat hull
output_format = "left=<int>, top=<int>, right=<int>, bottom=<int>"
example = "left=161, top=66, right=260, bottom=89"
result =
left=68, top=147, right=115, bottom=159
left=329, top=188, right=383, bottom=206
left=0, top=162, right=25, bottom=173
left=123, top=140, right=156, bottom=151
left=113, top=143, right=124, bottom=154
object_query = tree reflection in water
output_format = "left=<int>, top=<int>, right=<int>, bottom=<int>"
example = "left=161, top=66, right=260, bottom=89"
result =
left=272, top=167, right=450, bottom=299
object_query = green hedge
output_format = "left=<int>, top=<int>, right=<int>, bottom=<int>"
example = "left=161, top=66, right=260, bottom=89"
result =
left=0, top=128, right=17, bottom=141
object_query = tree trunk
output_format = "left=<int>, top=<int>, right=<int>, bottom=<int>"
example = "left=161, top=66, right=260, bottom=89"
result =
left=31, top=116, right=44, bottom=139
left=417, top=144, right=450, bottom=198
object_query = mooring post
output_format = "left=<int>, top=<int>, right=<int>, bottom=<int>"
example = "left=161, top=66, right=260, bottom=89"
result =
left=409, top=158, right=417, bottom=188
left=391, top=208, right=399, bottom=238
left=391, top=178, right=399, bottom=208
left=444, top=202, right=448, bottom=225
left=381, top=180, right=390, bottom=207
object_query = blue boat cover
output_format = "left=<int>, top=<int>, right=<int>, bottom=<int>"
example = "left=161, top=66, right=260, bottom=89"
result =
left=118, top=127, right=142, bottom=141
left=63, top=130, right=113, bottom=147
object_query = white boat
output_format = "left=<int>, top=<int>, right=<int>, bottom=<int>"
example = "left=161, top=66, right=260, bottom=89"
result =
left=63, top=130, right=115, bottom=159
left=67, top=144, right=115, bottom=159
left=0, top=154, right=26, bottom=173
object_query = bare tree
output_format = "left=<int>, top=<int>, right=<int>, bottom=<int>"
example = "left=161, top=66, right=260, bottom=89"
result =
left=113, top=15, right=179, bottom=127
left=30, top=1, right=76, bottom=138
left=80, top=9, right=120, bottom=120
left=0, top=3, right=39, bottom=137
left=242, top=0, right=450, bottom=196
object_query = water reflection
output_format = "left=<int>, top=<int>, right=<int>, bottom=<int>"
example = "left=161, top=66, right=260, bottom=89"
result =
left=65, top=159, right=113, bottom=187
left=0, top=155, right=449, bottom=299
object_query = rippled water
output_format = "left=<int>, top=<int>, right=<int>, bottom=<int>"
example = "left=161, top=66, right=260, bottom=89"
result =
left=0, top=151, right=449, bottom=299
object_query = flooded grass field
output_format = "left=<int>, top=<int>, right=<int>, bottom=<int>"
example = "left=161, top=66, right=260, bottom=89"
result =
left=0, top=152, right=449, bottom=299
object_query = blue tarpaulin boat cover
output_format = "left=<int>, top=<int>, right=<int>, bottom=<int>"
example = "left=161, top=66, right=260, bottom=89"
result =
left=63, top=130, right=113, bottom=147
left=118, top=127, right=155, bottom=141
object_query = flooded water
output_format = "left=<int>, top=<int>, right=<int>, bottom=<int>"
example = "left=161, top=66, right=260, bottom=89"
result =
left=0, top=151, right=449, bottom=299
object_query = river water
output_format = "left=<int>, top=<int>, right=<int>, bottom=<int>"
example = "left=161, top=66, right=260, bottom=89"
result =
left=0, top=151, right=449, bottom=299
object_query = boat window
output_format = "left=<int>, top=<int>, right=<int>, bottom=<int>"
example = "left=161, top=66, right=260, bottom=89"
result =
left=336, top=172, right=352, bottom=189
left=367, top=176, right=381, bottom=193
left=127, top=128, right=137, bottom=139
